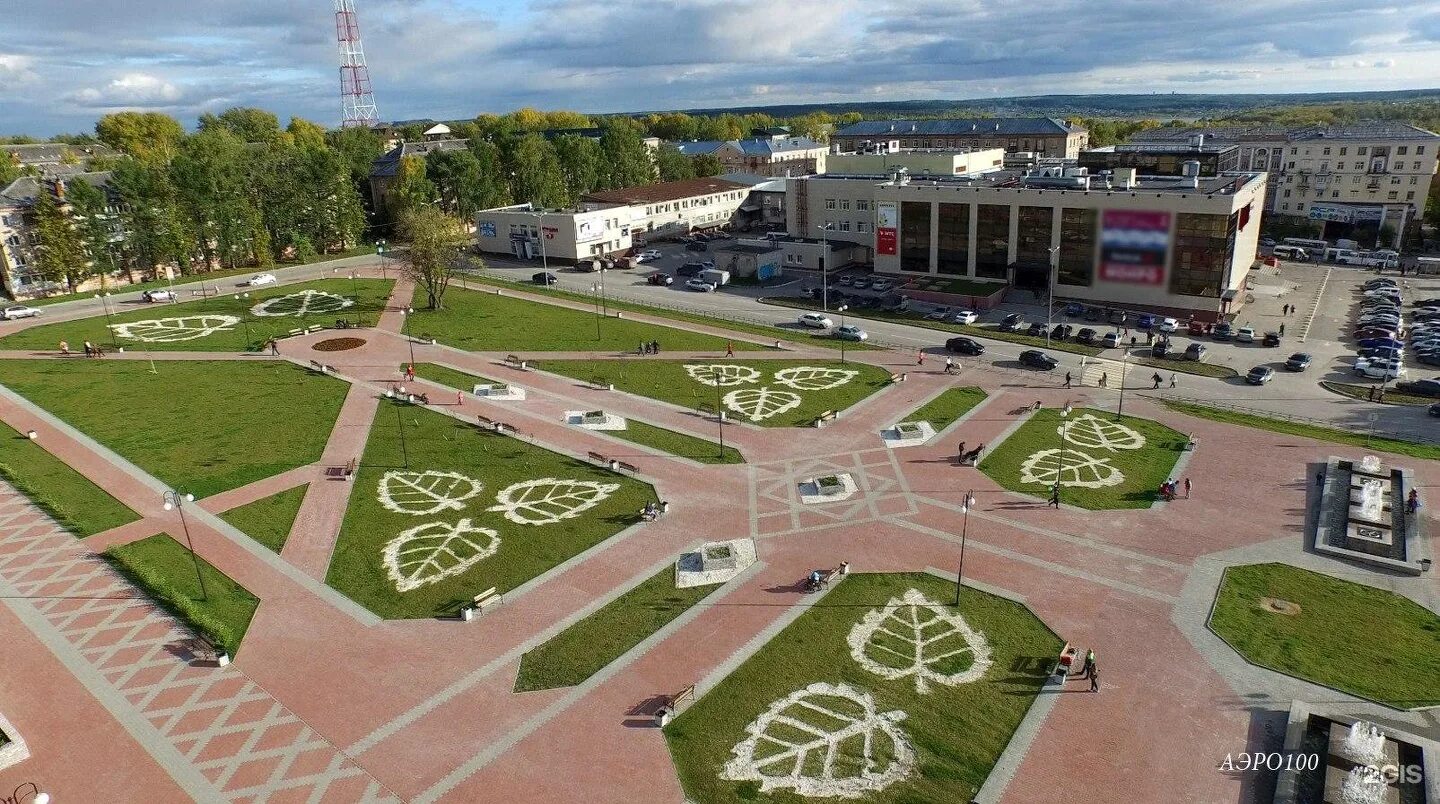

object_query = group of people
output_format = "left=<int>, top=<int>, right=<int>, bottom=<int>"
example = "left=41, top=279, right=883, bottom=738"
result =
left=1159, top=477, right=1191, bottom=501
left=1071, top=648, right=1100, bottom=693
left=1151, top=372, right=1177, bottom=389
left=59, top=340, right=107, bottom=358
left=638, top=340, right=663, bottom=355
left=955, top=441, right=985, bottom=466
left=640, top=500, right=671, bottom=520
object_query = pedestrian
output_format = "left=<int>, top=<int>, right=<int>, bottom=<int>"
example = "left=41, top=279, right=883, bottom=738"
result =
left=1100, top=372, right=1108, bottom=388
left=1316, top=471, right=1324, bottom=487
left=1152, top=372, right=1163, bottom=389
left=406, top=364, right=416, bottom=382
left=1170, top=374, right=1177, bottom=388
left=1407, top=489, right=1420, bottom=515
left=1033, top=400, right=1042, bottom=411
left=1282, top=303, right=1288, bottom=316
left=639, top=341, right=646, bottom=356
left=1368, top=386, right=1376, bottom=401
left=1049, top=485, right=1060, bottom=509
left=59, top=340, right=70, bottom=356
left=917, top=349, right=925, bottom=366
left=1378, top=388, right=1386, bottom=403
left=957, top=441, right=966, bottom=460
left=269, top=339, right=279, bottom=356
left=944, top=356, right=956, bottom=374
left=1090, top=668, right=1100, bottom=693
left=83, top=341, right=93, bottom=358
left=1184, top=477, right=1192, bottom=499
left=652, top=339, right=661, bottom=355
left=1279, top=323, right=1285, bottom=337
left=1064, top=371, right=1072, bottom=388
left=725, top=340, right=734, bottom=357
left=1146, top=331, right=1153, bottom=345
left=1082, top=649, right=1095, bottom=678
left=1130, top=336, right=1137, bottom=348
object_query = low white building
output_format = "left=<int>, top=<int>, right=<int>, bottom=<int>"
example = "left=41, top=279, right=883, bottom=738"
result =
left=582, top=176, right=752, bottom=240
left=824, top=148, right=1007, bottom=178
left=473, top=203, right=632, bottom=264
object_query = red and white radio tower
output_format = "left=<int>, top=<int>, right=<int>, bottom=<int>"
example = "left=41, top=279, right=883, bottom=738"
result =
left=334, top=0, right=380, bottom=128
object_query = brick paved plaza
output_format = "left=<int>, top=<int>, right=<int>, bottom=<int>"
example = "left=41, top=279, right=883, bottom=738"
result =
left=0, top=268, right=1434, bottom=804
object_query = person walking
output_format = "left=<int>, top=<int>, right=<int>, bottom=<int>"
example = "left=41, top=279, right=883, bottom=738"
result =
left=1170, top=373, right=1177, bottom=388
left=269, top=339, right=279, bottom=356
left=1184, top=477, right=1192, bottom=499
left=83, top=341, right=93, bottom=358
left=1099, top=372, right=1108, bottom=388
left=59, top=340, right=70, bottom=356
left=1090, top=668, right=1100, bottom=693
left=1282, top=303, right=1288, bottom=316
left=1151, top=372, right=1163, bottom=389
left=957, top=441, right=966, bottom=462
left=1279, top=323, right=1285, bottom=337
left=917, top=350, right=925, bottom=366
left=639, top=341, right=646, bottom=356
left=1048, top=484, right=1061, bottom=509
left=725, top=340, right=734, bottom=357
left=1082, top=649, right=1095, bottom=679
left=1064, top=371, right=1072, bottom=388
left=1368, top=386, right=1377, bottom=401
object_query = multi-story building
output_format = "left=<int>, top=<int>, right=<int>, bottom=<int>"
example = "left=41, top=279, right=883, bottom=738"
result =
left=368, top=138, right=470, bottom=215
left=787, top=165, right=1267, bottom=321
left=831, top=118, right=1088, bottom=159
left=473, top=203, right=632, bottom=263
left=0, top=172, right=121, bottom=299
left=672, top=135, right=827, bottom=177
left=3, top=143, right=120, bottom=178
left=1128, top=123, right=1440, bottom=246
left=824, top=148, right=1007, bottom=178
left=582, top=176, right=752, bottom=240
left=1079, top=140, right=1240, bottom=177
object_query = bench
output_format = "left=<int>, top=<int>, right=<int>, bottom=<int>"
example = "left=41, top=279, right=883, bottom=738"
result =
left=655, top=684, right=697, bottom=726
left=308, top=360, right=329, bottom=375
left=503, top=354, right=527, bottom=370
left=587, top=451, right=609, bottom=465
left=812, top=409, right=838, bottom=428
left=493, top=421, right=516, bottom=434
left=461, top=587, right=502, bottom=621
left=1050, top=642, right=1079, bottom=679
left=475, top=414, right=496, bottom=428
left=616, top=461, right=639, bottom=474
left=888, top=372, right=907, bottom=383
left=188, top=636, right=230, bottom=666
left=289, top=327, right=306, bottom=337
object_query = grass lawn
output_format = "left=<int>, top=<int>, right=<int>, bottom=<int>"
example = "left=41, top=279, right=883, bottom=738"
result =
left=326, top=400, right=655, bottom=619
left=605, top=419, right=744, bottom=464
left=536, top=358, right=894, bottom=428
left=218, top=484, right=308, bottom=552
left=106, top=533, right=260, bottom=656
left=1161, top=401, right=1440, bottom=461
left=411, top=362, right=504, bottom=393
left=0, top=360, right=349, bottom=498
left=0, top=420, right=138, bottom=537
left=763, top=296, right=1102, bottom=356
left=0, top=278, right=395, bottom=353
left=665, top=572, right=1062, bottom=804
left=979, top=407, right=1187, bottom=510
left=407, top=284, right=766, bottom=354
left=1129, top=354, right=1239, bottom=379
left=461, top=273, right=866, bottom=350
left=901, top=387, right=987, bottom=432
left=1209, top=563, right=1440, bottom=709
left=1320, top=381, right=1432, bottom=406
left=515, top=566, right=723, bottom=692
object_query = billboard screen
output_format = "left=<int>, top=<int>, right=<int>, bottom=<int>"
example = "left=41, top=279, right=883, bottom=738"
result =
left=876, top=201, right=898, bottom=256
left=1099, top=210, right=1169, bottom=285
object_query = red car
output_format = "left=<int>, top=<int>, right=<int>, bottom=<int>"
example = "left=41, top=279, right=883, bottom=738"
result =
left=1187, top=320, right=1206, bottom=336
left=646, top=272, right=673, bottom=286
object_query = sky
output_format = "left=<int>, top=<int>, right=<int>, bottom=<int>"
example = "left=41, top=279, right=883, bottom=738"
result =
left=4, top=0, right=1440, bottom=136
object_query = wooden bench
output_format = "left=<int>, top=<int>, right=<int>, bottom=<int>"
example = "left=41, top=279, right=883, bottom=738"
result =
left=586, top=451, right=608, bottom=465
left=888, top=372, right=907, bottom=383
left=493, top=421, right=516, bottom=434
left=655, top=684, right=697, bottom=725
left=503, top=354, right=527, bottom=370
left=475, top=414, right=496, bottom=428
left=616, top=461, right=639, bottom=474
left=461, top=587, right=502, bottom=621
left=308, top=360, right=327, bottom=374
left=1050, top=642, right=1079, bottom=679
left=812, top=409, right=838, bottom=428
left=289, top=327, right=306, bottom=337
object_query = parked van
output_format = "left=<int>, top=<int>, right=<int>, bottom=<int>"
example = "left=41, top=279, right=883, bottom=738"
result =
left=1272, top=246, right=1308, bottom=261
left=700, top=268, right=730, bottom=287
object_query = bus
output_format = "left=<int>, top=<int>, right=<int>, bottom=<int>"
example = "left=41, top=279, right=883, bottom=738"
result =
left=1282, top=237, right=1329, bottom=252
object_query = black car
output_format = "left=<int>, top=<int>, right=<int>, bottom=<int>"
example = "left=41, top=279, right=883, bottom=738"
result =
left=1001, top=312, right=1022, bottom=326
left=1183, top=343, right=1207, bottom=361
left=1076, top=327, right=1098, bottom=345
left=999, top=315, right=1025, bottom=332
left=684, top=241, right=708, bottom=252
left=1413, top=298, right=1440, bottom=308
left=1019, top=349, right=1059, bottom=370
left=1108, top=309, right=1127, bottom=325
left=531, top=271, right=558, bottom=285
left=1430, top=402, right=1440, bottom=417
left=1396, top=379, right=1440, bottom=398
left=1151, top=339, right=1172, bottom=358
left=1083, top=306, right=1102, bottom=321
left=1051, top=324, right=1074, bottom=340
left=945, top=336, right=985, bottom=356
left=1212, top=322, right=1234, bottom=341
left=676, top=262, right=706, bottom=277
left=1262, top=331, right=1281, bottom=347
left=1026, top=322, right=1047, bottom=337
left=646, top=272, right=673, bottom=286
left=1284, top=352, right=1312, bottom=371
left=1063, top=303, right=1084, bottom=317
left=1246, top=366, right=1275, bottom=385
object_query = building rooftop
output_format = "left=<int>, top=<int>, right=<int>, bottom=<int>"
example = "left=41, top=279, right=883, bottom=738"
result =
left=735, top=136, right=824, bottom=155
left=4, top=143, right=119, bottom=166
left=1084, top=142, right=1238, bottom=155
left=673, top=140, right=727, bottom=156
left=800, top=168, right=1263, bottom=197
left=1131, top=122, right=1440, bottom=143
left=370, top=139, right=469, bottom=178
left=0, top=172, right=113, bottom=206
left=834, top=118, right=1084, bottom=138
left=583, top=176, right=750, bottom=206
left=716, top=243, right=782, bottom=254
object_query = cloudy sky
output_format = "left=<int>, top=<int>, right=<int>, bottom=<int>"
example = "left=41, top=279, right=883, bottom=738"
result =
left=4, top=0, right=1440, bottom=136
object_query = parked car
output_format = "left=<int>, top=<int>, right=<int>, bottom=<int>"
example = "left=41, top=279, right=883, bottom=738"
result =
left=1051, top=324, right=1074, bottom=340
left=1359, top=346, right=1404, bottom=360
left=1262, top=331, right=1281, bottom=347
left=1183, top=342, right=1208, bottom=361
left=646, top=272, right=673, bottom=286
left=999, top=315, right=1024, bottom=332
left=1101, top=332, right=1120, bottom=348
left=142, top=289, right=175, bottom=302
left=1026, top=322, right=1048, bottom=337
left=1411, top=297, right=1440, bottom=307
left=684, top=278, right=716, bottom=292
left=1188, top=320, right=1207, bottom=336
left=0, top=305, right=40, bottom=320
left=1430, top=402, right=1440, bottom=417
left=1151, top=340, right=1171, bottom=358
left=1396, top=379, right=1440, bottom=397
left=684, top=241, right=707, bottom=252
left=945, top=336, right=984, bottom=355
left=1235, top=326, right=1256, bottom=343
left=1419, top=353, right=1440, bottom=367
left=925, top=306, right=951, bottom=320
left=798, top=312, right=833, bottom=329
left=1353, top=359, right=1406, bottom=380
left=675, top=262, right=706, bottom=277
left=1019, top=349, right=1059, bottom=370
left=1246, top=366, right=1274, bottom=385
left=834, top=324, right=868, bottom=341
left=948, top=310, right=978, bottom=325
left=1158, top=317, right=1179, bottom=334
left=248, top=272, right=277, bottom=286
left=1136, top=314, right=1155, bottom=330
left=838, top=274, right=854, bottom=286
left=1260, top=237, right=1276, bottom=247
left=1212, top=322, right=1234, bottom=340
left=1063, top=303, right=1084, bottom=316
left=1083, top=306, right=1102, bottom=321
left=871, top=278, right=893, bottom=292
left=1355, top=328, right=1401, bottom=341
left=531, top=271, right=558, bottom=285
left=851, top=277, right=871, bottom=290
left=1108, top=309, right=1127, bottom=325
left=1076, top=327, right=1098, bottom=345
left=638, top=249, right=661, bottom=261
left=1284, top=352, right=1312, bottom=371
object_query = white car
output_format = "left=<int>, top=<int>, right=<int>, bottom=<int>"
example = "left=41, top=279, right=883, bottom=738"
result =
left=248, top=272, right=277, bottom=286
left=834, top=324, right=869, bottom=341
left=924, top=306, right=951, bottom=321
left=1158, top=317, right=1179, bottom=334
left=1235, top=326, right=1256, bottom=343
left=684, top=278, right=716, bottom=292
left=1, top=305, right=40, bottom=320
left=638, top=249, right=661, bottom=261
left=700, top=260, right=716, bottom=270
left=871, top=278, right=893, bottom=292
left=141, top=289, right=175, bottom=302
left=949, top=310, right=978, bottom=325
left=1354, top=359, right=1407, bottom=380
left=798, top=312, right=834, bottom=329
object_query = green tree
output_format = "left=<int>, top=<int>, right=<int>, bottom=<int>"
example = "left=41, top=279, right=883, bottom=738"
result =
left=398, top=206, right=468, bottom=309
left=599, top=122, right=655, bottom=188
left=31, top=188, right=90, bottom=290
left=287, top=117, right=329, bottom=150
left=0, top=158, right=19, bottom=187
left=387, top=154, right=436, bottom=216
left=506, top=134, right=568, bottom=208
left=95, top=112, right=185, bottom=162
left=466, top=139, right=512, bottom=210
left=65, top=179, right=120, bottom=285
left=551, top=134, right=605, bottom=200
left=691, top=153, right=724, bottom=177
left=426, top=148, right=488, bottom=221
left=655, top=145, right=695, bottom=182
left=171, top=128, right=256, bottom=269
left=200, top=107, right=283, bottom=143
left=109, top=158, right=194, bottom=276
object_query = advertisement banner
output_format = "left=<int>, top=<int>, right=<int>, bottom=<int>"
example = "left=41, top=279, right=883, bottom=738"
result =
left=576, top=219, right=602, bottom=242
left=478, top=221, right=496, bottom=238
left=1099, top=210, right=1170, bottom=285
left=876, top=201, right=898, bottom=256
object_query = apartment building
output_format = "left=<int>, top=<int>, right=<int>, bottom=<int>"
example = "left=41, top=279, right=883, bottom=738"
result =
left=3, top=143, right=119, bottom=178
left=0, top=173, right=120, bottom=299
left=673, top=135, right=827, bottom=177
left=1129, top=123, right=1440, bottom=245
left=368, top=138, right=469, bottom=214
left=831, top=118, right=1088, bottom=159
left=787, top=166, right=1266, bottom=321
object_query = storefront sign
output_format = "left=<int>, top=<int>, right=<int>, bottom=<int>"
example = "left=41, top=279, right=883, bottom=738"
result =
left=1099, top=209, right=1169, bottom=285
left=876, top=201, right=898, bottom=256
left=1308, top=203, right=1383, bottom=223
left=478, top=221, right=496, bottom=238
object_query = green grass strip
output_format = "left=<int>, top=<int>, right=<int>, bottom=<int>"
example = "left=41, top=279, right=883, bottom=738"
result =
left=605, top=419, right=743, bottom=464
left=516, top=566, right=723, bottom=692
left=1128, top=354, right=1239, bottom=379
left=903, top=386, right=987, bottom=432
left=1319, top=381, right=1432, bottom=406
left=106, top=533, right=259, bottom=656
left=411, top=362, right=504, bottom=393
left=0, top=421, right=138, bottom=537
left=1209, top=563, right=1440, bottom=709
left=1162, top=400, right=1440, bottom=460
left=218, top=484, right=308, bottom=552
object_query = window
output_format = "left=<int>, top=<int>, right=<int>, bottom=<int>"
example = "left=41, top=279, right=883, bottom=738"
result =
left=856, top=200, right=870, bottom=211
left=1057, top=208, right=1097, bottom=287
left=1287, top=161, right=1295, bottom=169
left=1297, top=203, right=1305, bottom=211
left=1388, top=191, right=1399, bottom=200
left=936, top=203, right=969, bottom=276
left=856, top=221, right=868, bottom=233
left=1407, top=191, right=1416, bottom=200
left=1281, top=203, right=1289, bottom=210
left=1322, top=147, right=1331, bottom=155
left=1355, top=161, right=1364, bottom=169
left=975, top=204, right=1010, bottom=280
left=1339, top=147, right=1348, bottom=156
left=825, top=199, right=836, bottom=210
left=1015, top=207, right=1053, bottom=269
left=1284, top=189, right=1291, bottom=197
left=1418, top=146, right=1427, bottom=155
left=1170, top=212, right=1236, bottom=297
left=840, top=200, right=850, bottom=211
left=1358, top=147, right=1368, bottom=155
left=1397, top=146, right=1408, bottom=155
left=839, top=221, right=851, bottom=232
left=1289, top=148, right=1297, bottom=155
left=1392, top=176, right=1402, bottom=184
left=900, top=201, right=932, bottom=272
left=1411, top=176, right=1420, bottom=185
left=1415, top=161, right=1423, bottom=170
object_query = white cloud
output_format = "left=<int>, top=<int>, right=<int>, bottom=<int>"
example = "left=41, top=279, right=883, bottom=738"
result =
left=67, top=73, right=183, bottom=107
left=0, top=55, right=39, bottom=88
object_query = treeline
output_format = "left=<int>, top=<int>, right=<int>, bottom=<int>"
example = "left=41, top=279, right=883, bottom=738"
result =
left=22, top=109, right=367, bottom=292
left=1209, top=100, right=1440, bottom=134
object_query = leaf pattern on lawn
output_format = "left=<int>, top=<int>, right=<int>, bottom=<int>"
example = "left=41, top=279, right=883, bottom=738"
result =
left=381, top=518, right=499, bottom=592
left=1019, top=448, right=1125, bottom=488
left=847, top=588, right=993, bottom=693
left=250, top=289, right=354, bottom=318
left=1056, top=414, right=1146, bottom=452
left=772, top=366, right=859, bottom=391
left=722, top=681, right=915, bottom=798
left=486, top=478, right=620, bottom=525
left=377, top=470, right=483, bottom=515
left=684, top=363, right=761, bottom=387
left=109, top=315, right=240, bottom=342
left=723, top=387, right=802, bottom=422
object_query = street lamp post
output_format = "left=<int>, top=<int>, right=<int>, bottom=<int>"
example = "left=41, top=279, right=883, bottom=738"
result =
left=402, top=307, right=416, bottom=366
left=817, top=223, right=833, bottom=312
left=715, top=378, right=725, bottom=460
left=350, top=271, right=360, bottom=326
left=95, top=291, right=118, bottom=349
left=836, top=304, right=849, bottom=364
left=161, top=490, right=207, bottom=601
left=377, top=240, right=387, bottom=279
left=531, top=210, right=549, bottom=276
left=956, top=490, right=976, bottom=606
left=1057, top=402, right=1072, bottom=504
left=395, top=403, right=410, bottom=469
left=1045, top=245, right=1060, bottom=347
left=233, top=293, right=253, bottom=349
left=590, top=282, right=602, bottom=341
left=5, top=782, right=51, bottom=804
left=1116, top=347, right=1129, bottom=419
